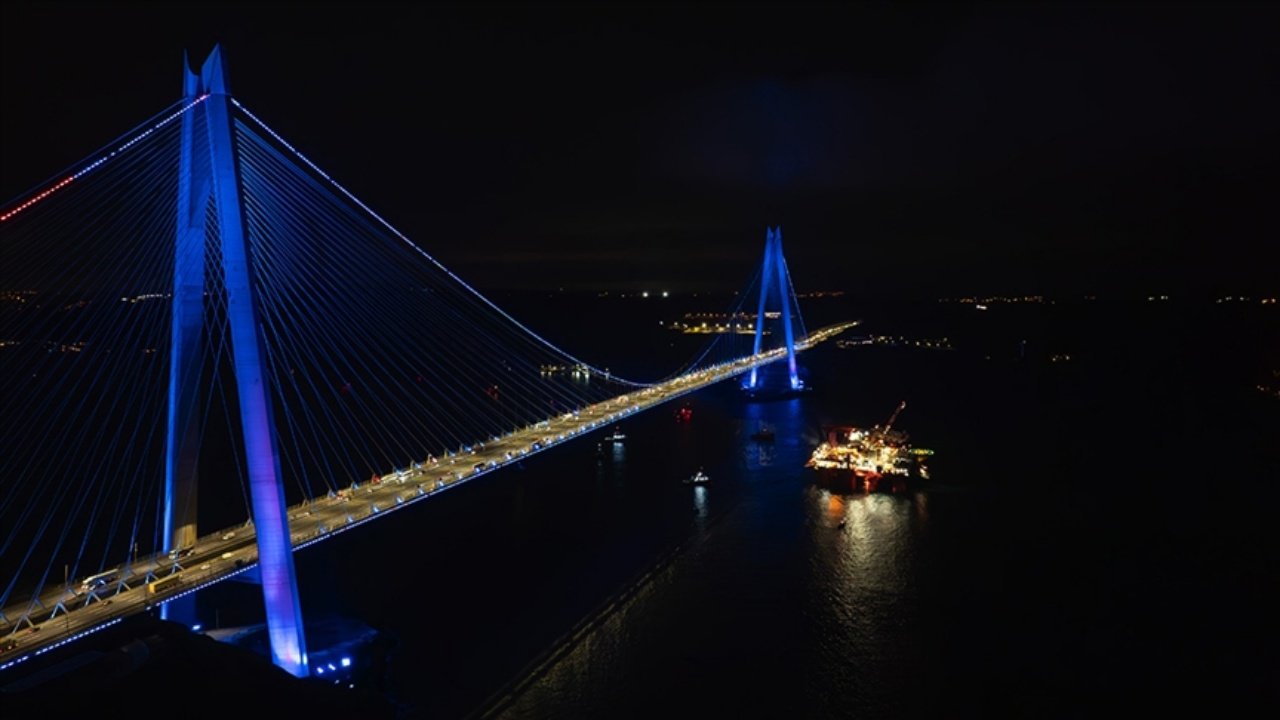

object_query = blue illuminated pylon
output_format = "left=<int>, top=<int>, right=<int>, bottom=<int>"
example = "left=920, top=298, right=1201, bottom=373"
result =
left=162, top=53, right=206, bottom=594
left=162, top=46, right=308, bottom=678
left=745, top=227, right=802, bottom=391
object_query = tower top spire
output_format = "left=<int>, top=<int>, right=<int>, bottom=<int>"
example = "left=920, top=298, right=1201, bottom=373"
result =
left=183, top=44, right=229, bottom=98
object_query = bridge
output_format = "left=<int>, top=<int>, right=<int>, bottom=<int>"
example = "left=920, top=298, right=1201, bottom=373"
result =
left=0, top=47, right=855, bottom=677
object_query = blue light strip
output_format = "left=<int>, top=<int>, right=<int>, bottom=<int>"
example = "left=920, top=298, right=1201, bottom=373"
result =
left=0, top=618, right=123, bottom=672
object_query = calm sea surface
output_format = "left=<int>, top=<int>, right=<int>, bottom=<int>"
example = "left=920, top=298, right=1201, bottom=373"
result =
left=208, top=297, right=1278, bottom=718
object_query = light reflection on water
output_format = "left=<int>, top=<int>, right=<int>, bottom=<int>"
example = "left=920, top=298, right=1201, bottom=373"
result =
left=801, top=486, right=925, bottom=716
left=490, top=379, right=936, bottom=720
left=692, top=485, right=709, bottom=526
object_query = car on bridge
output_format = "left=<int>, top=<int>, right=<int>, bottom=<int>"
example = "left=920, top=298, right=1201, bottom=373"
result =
left=78, top=569, right=121, bottom=595
left=168, top=546, right=195, bottom=561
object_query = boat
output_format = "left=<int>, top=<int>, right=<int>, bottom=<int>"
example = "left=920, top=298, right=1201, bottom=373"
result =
left=684, top=469, right=710, bottom=485
left=605, top=427, right=626, bottom=443
left=749, top=423, right=775, bottom=442
left=805, top=401, right=931, bottom=492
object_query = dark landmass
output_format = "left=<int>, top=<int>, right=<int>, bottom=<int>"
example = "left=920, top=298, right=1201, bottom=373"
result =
left=0, top=613, right=396, bottom=720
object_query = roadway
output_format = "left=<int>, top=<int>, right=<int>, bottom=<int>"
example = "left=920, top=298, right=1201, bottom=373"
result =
left=0, top=320, right=858, bottom=669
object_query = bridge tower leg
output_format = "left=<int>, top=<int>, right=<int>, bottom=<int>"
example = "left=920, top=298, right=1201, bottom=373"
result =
left=771, top=228, right=801, bottom=390
left=746, top=228, right=778, bottom=390
left=161, top=53, right=207, bottom=627
left=745, top=226, right=801, bottom=390
left=163, top=46, right=308, bottom=678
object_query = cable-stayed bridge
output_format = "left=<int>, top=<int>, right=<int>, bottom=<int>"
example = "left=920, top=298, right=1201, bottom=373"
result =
left=0, top=47, right=855, bottom=676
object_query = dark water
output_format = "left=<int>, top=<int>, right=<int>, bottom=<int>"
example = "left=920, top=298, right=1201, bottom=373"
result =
left=203, top=296, right=1278, bottom=718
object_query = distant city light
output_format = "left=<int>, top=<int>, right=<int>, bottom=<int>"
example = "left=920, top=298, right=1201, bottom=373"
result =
left=662, top=291, right=669, bottom=298
left=642, top=291, right=649, bottom=298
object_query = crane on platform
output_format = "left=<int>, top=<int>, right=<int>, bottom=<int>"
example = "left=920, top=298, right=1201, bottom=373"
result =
left=883, top=401, right=906, bottom=435
left=870, top=401, right=907, bottom=447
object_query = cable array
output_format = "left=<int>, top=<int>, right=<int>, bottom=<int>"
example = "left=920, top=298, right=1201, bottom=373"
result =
left=233, top=115, right=644, bottom=499
left=0, top=104, right=187, bottom=608
left=0, top=93, right=808, bottom=620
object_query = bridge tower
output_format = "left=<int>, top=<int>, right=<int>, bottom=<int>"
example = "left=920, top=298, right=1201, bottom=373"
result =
left=746, top=227, right=802, bottom=391
left=163, top=46, right=308, bottom=677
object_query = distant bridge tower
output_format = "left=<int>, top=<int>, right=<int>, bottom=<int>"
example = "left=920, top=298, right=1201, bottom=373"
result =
left=163, top=46, right=308, bottom=678
left=745, top=226, right=802, bottom=391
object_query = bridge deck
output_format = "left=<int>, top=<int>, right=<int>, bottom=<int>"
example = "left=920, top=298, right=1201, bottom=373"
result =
left=0, top=321, right=857, bottom=670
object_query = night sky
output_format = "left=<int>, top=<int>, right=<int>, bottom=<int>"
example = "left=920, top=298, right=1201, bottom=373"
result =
left=3, top=3, right=1276, bottom=296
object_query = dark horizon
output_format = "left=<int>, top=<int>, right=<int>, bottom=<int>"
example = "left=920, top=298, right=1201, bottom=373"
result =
left=2, top=3, right=1277, bottom=296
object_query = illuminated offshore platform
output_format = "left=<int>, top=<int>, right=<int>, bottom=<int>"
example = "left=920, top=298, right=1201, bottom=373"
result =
left=806, top=402, right=933, bottom=490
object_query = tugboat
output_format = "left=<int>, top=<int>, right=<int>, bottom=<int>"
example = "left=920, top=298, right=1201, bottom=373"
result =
left=683, top=468, right=710, bottom=485
left=604, top=426, right=626, bottom=443
left=749, top=423, right=775, bottom=442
